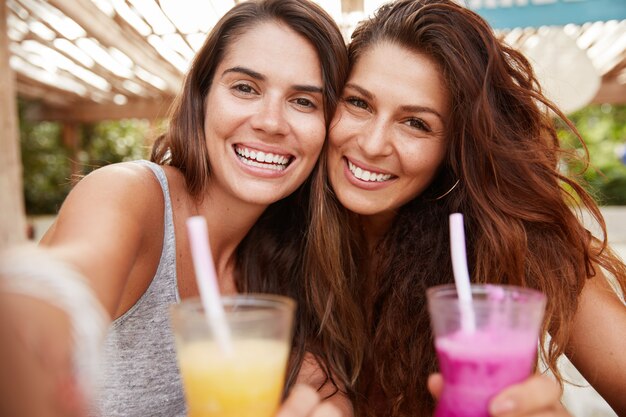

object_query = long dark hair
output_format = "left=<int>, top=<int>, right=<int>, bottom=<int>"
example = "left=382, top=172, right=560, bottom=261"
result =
left=325, top=0, right=626, bottom=415
left=151, top=0, right=360, bottom=399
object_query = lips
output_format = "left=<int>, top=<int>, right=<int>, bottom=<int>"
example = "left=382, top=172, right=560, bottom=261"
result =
left=234, top=145, right=293, bottom=171
left=346, top=158, right=394, bottom=182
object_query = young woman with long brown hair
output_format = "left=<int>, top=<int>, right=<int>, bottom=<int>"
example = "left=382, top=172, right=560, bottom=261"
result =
left=0, top=1, right=361, bottom=416
left=309, top=0, right=626, bottom=415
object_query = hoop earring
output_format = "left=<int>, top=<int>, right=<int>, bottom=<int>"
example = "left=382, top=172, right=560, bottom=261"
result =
left=433, top=179, right=460, bottom=200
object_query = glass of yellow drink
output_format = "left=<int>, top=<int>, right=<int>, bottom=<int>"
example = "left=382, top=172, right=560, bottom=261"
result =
left=170, top=294, right=295, bottom=417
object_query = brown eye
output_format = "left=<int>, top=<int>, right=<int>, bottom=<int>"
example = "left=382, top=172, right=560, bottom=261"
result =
left=233, top=83, right=256, bottom=94
left=294, top=98, right=315, bottom=108
left=405, top=118, right=431, bottom=132
left=346, top=97, right=369, bottom=110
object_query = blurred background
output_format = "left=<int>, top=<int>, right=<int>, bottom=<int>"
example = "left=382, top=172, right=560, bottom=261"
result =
left=1, top=1, right=625, bottom=415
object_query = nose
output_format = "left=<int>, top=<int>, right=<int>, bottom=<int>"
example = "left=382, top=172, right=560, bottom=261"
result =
left=250, top=95, right=290, bottom=137
left=356, top=118, right=393, bottom=157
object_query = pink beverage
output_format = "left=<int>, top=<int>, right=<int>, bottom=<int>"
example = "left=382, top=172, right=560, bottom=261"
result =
left=434, top=329, right=538, bottom=417
left=427, top=284, right=546, bottom=417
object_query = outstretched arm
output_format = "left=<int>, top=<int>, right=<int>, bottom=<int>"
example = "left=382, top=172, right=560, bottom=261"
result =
left=39, top=162, right=164, bottom=317
left=567, top=267, right=626, bottom=415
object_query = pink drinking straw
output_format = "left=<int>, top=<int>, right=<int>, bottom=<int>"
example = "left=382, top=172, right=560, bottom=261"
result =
left=186, top=216, right=233, bottom=354
left=449, top=213, right=476, bottom=332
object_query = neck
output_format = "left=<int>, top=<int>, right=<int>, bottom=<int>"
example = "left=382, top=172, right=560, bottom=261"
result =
left=195, top=190, right=268, bottom=288
left=360, top=211, right=397, bottom=254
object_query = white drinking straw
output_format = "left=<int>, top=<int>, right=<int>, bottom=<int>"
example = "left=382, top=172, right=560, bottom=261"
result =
left=449, top=213, right=476, bottom=332
left=186, top=216, right=233, bottom=354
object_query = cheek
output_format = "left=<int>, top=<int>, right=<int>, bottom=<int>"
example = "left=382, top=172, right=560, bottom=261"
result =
left=403, top=144, right=446, bottom=178
left=328, top=108, right=354, bottom=149
left=326, top=137, right=344, bottom=171
left=328, top=129, right=352, bottom=158
left=203, top=107, right=230, bottom=142
left=302, top=119, right=327, bottom=153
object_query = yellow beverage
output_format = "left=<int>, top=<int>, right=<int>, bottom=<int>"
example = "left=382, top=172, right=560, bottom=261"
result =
left=177, top=339, right=289, bottom=417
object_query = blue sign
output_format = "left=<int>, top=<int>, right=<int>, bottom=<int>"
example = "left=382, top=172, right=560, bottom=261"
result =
left=467, top=0, right=626, bottom=29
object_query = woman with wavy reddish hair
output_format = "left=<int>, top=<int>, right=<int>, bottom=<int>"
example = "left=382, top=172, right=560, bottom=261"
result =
left=308, top=0, right=626, bottom=415
left=0, top=1, right=360, bottom=416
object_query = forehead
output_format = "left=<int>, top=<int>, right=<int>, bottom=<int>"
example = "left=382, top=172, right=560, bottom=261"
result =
left=350, top=41, right=449, bottom=113
left=218, top=21, right=323, bottom=84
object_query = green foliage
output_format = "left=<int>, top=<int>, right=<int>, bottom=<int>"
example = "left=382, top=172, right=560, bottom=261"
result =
left=80, top=120, right=152, bottom=175
left=20, top=111, right=72, bottom=215
left=558, top=104, right=626, bottom=206
left=19, top=101, right=154, bottom=214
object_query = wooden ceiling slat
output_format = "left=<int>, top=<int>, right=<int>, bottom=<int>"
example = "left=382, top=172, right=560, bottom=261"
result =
left=47, top=0, right=183, bottom=95
left=9, top=9, right=163, bottom=100
left=13, top=41, right=120, bottom=101
left=15, top=72, right=83, bottom=102
left=5, top=0, right=626, bottom=122
left=12, top=30, right=114, bottom=97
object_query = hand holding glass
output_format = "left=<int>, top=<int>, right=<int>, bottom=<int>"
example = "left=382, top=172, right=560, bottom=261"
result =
left=427, top=284, right=546, bottom=417
left=170, top=294, right=295, bottom=417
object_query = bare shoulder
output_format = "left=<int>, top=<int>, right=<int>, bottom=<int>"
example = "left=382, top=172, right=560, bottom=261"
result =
left=46, top=162, right=163, bottom=236
left=582, top=265, right=625, bottom=302
left=39, top=161, right=168, bottom=315
left=574, top=265, right=625, bottom=329
left=71, top=161, right=162, bottom=205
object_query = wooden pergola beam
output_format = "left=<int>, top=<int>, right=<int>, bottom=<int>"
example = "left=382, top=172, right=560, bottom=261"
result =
left=0, top=0, right=27, bottom=246
left=22, top=97, right=174, bottom=123
left=592, top=76, right=626, bottom=105
left=16, top=79, right=75, bottom=108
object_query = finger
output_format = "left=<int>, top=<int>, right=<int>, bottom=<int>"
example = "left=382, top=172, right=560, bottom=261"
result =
left=310, top=402, right=343, bottom=417
left=276, top=384, right=320, bottom=417
left=489, top=374, right=562, bottom=416
left=427, top=373, right=444, bottom=400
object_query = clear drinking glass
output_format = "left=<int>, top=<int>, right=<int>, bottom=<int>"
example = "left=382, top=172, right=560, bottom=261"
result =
left=427, top=284, right=546, bottom=417
left=170, top=294, right=295, bottom=417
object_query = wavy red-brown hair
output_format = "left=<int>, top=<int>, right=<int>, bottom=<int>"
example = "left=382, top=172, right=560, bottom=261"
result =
left=315, top=0, right=626, bottom=415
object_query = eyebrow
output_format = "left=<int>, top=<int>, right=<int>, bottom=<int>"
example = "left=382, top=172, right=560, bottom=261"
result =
left=345, top=82, right=444, bottom=121
left=223, top=66, right=323, bottom=94
left=344, top=83, right=373, bottom=100
left=399, top=104, right=444, bottom=121
left=223, top=66, right=264, bottom=80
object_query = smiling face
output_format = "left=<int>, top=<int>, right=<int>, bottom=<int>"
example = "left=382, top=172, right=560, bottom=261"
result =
left=328, top=42, right=449, bottom=224
left=203, top=21, right=325, bottom=208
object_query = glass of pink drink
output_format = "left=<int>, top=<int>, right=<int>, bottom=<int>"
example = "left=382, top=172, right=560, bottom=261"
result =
left=427, top=284, right=546, bottom=417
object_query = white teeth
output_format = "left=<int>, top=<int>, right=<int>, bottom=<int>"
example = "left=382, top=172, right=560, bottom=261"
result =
left=347, top=160, right=392, bottom=182
left=240, top=157, right=286, bottom=171
left=234, top=146, right=291, bottom=171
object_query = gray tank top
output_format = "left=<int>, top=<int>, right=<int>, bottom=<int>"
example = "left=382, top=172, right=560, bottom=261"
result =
left=92, top=160, right=186, bottom=417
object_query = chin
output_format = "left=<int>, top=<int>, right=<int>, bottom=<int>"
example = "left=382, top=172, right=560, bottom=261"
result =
left=340, top=200, right=381, bottom=216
